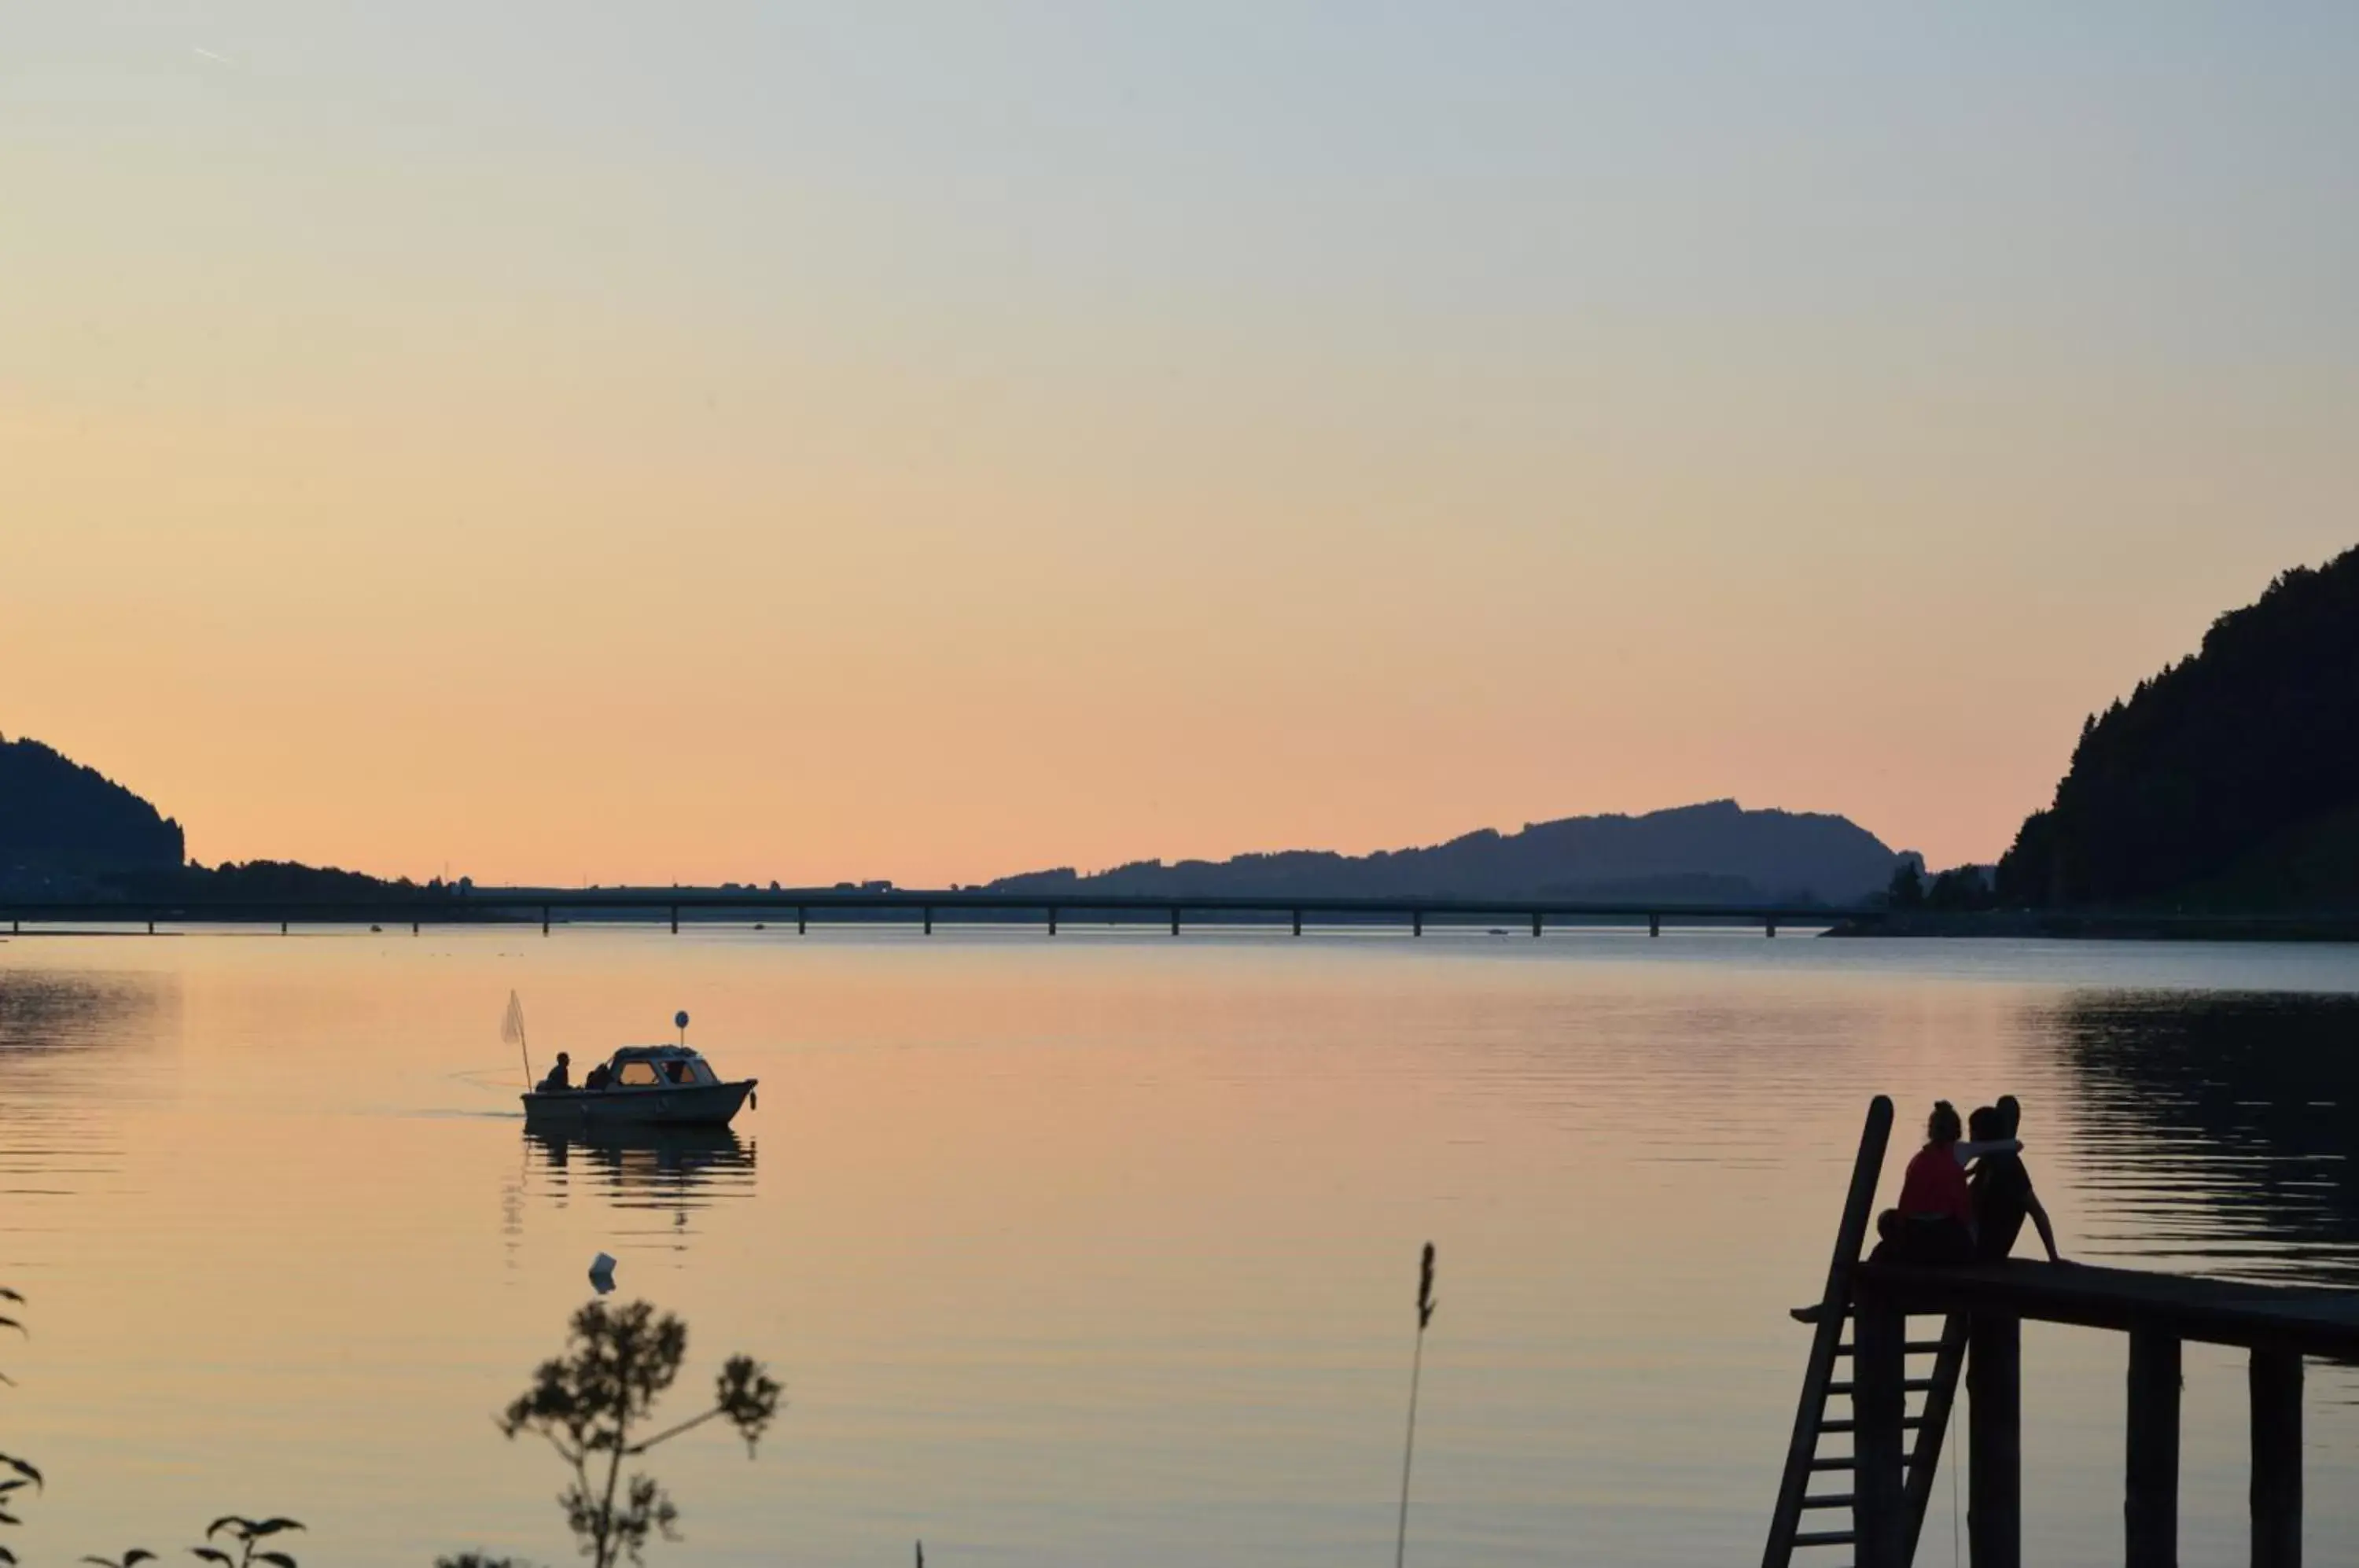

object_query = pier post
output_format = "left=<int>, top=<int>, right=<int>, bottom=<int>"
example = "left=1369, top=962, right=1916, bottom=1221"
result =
left=797, top=906, right=806, bottom=935
left=923, top=907, right=933, bottom=936
left=1048, top=907, right=1058, bottom=937
left=1292, top=909, right=1302, bottom=937
left=2250, top=1348, right=2302, bottom=1568
left=1531, top=911, right=1542, bottom=937
left=2125, top=1328, right=2181, bottom=1568
left=669, top=905, right=678, bottom=934
left=280, top=919, right=288, bottom=935
left=1412, top=909, right=1422, bottom=937
left=1649, top=912, right=1660, bottom=937
left=1170, top=907, right=1180, bottom=937
left=1766, top=918, right=1778, bottom=938
left=1853, top=1282, right=1908, bottom=1568
left=542, top=905, right=550, bottom=936
left=1968, top=1312, right=2022, bottom=1568
left=148, top=918, right=155, bottom=935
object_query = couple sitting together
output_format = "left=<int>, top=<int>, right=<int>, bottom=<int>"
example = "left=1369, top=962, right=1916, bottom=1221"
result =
left=1872, top=1096, right=2063, bottom=1267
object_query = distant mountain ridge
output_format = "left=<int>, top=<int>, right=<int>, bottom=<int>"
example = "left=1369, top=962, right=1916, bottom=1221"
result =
left=0, top=734, right=184, bottom=890
left=990, top=801, right=1904, bottom=906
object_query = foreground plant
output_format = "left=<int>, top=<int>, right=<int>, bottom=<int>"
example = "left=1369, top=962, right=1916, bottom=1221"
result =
left=497, top=1299, right=781, bottom=1568
left=1393, top=1242, right=1438, bottom=1568
left=0, top=1285, right=38, bottom=1560
left=190, top=1516, right=304, bottom=1568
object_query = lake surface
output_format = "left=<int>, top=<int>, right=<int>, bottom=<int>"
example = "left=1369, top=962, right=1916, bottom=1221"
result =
left=3, top=926, right=2359, bottom=1565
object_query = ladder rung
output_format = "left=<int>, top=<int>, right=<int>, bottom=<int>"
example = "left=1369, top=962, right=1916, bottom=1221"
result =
left=1834, top=1342, right=1946, bottom=1356
left=1809, top=1456, right=1855, bottom=1470
left=1793, top=1529, right=1857, bottom=1548
left=1820, top=1417, right=1923, bottom=1434
left=1825, top=1379, right=1938, bottom=1396
left=1801, top=1493, right=1857, bottom=1509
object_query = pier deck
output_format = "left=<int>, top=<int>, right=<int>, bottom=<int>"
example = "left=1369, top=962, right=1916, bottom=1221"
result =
left=1860, top=1258, right=2359, bottom=1357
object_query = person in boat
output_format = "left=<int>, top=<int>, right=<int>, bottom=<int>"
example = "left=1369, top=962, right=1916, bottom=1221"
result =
left=1971, top=1098, right=2063, bottom=1263
left=538, top=1051, right=572, bottom=1092
left=1869, top=1100, right=2022, bottom=1265
left=583, top=1060, right=613, bottom=1091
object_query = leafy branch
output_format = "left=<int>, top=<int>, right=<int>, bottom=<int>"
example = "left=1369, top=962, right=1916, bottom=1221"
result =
left=497, top=1300, right=781, bottom=1568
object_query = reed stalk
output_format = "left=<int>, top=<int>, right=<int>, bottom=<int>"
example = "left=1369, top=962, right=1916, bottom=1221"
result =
left=1394, top=1242, right=1437, bottom=1568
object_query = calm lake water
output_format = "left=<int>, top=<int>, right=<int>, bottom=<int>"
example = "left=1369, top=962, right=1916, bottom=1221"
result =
left=4, top=926, right=2359, bottom=1565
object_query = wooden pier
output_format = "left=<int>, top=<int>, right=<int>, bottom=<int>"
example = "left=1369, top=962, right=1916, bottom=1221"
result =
left=1768, top=1095, right=2354, bottom=1568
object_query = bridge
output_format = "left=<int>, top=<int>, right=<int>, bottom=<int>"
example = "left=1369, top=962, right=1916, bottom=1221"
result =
left=0, top=885, right=1880, bottom=939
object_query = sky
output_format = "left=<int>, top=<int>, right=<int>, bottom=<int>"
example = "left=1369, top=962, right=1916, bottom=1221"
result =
left=6, top=4, right=2358, bottom=886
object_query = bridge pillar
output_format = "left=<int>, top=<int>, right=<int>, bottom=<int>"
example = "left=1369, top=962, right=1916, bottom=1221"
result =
left=1968, top=1312, right=2022, bottom=1568
left=1852, top=1282, right=1908, bottom=1568
left=2250, top=1348, right=2302, bottom=1568
left=2125, top=1328, right=2180, bottom=1568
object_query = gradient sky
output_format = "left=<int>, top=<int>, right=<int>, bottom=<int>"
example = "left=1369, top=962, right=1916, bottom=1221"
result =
left=7, top=4, right=2358, bottom=885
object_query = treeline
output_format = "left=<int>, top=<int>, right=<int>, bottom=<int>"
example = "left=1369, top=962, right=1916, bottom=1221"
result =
left=1996, top=545, right=2359, bottom=910
left=0, top=735, right=184, bottom=883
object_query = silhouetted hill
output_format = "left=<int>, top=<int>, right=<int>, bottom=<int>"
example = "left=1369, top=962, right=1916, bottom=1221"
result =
left=0, top=732, right=450, bottom=904
left=0, top=734, right=184, bottom=890
left=1997, top=546, right=2359, bottom=909
left=991, top=801, right=1901, bottom=905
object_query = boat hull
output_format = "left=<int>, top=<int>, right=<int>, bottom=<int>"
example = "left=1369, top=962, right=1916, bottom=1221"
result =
left=521, top=1078, right=756, bottom=1129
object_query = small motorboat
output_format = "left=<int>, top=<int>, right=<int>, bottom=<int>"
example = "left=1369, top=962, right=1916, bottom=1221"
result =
left=522, top=1043, right=756, bottom=1128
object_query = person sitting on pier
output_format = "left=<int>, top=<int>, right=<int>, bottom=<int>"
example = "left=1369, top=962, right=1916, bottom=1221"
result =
left=1870, top=1100, right=2022, bottom=1265
left=1970, top=1099, right=2063, bottom=1264
left=537, top=1051, right=572, bottom=1092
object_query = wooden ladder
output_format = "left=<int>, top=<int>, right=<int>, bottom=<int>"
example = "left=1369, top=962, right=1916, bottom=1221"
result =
left=1762, top=1095, right=1971, bottom=1568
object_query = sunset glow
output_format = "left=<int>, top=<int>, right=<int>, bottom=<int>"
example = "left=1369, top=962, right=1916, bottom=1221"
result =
left=9, top=6, right=2357, bottom=882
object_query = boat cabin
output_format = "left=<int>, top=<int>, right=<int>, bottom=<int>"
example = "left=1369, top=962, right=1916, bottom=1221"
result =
left=598, top=1045, right=725, bottom=1088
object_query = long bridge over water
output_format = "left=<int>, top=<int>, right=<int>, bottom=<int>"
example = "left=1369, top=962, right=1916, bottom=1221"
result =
left=0, top=885, right=1876, bottom=938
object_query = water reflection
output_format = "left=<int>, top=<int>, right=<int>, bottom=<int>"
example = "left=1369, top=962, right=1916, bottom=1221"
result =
left=523, top=1124, right=756, bottom=1237
left=2054, top=990, right=2359, bottom=1285
left=0, top=970, right=172, bottom=1214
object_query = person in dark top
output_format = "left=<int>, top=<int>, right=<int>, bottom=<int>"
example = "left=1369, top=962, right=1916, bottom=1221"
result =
left=583, top=1061, right=613, bottom=1091
left=538, top=1051, right=572, bottom=1092
left=1969, top=1099, right=2062, bottom=1263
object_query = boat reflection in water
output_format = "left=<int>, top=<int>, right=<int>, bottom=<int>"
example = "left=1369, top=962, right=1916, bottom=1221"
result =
left=523, top=1123, right=757, bottom=1239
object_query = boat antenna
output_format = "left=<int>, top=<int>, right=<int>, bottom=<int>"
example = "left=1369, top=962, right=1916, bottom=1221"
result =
left=675, top=1009, right=690, bottom=1048
left=503, top=991, right=533, bottom=1088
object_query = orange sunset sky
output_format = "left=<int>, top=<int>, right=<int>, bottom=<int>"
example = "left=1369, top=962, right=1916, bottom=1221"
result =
left=7, top=6, right=2358, bottom=886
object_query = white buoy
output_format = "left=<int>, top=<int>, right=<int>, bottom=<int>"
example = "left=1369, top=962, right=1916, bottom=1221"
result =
left=589, top=1251, right=617, bottom=1294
